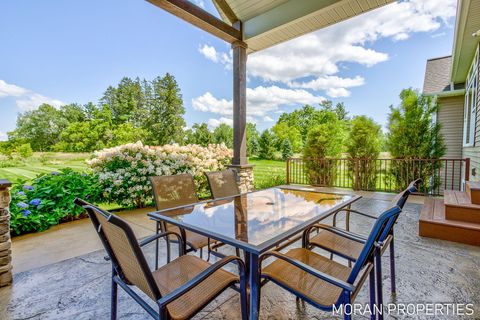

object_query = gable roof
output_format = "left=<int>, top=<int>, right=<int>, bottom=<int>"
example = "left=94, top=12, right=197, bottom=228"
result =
left=423, top=56, right=453, bottom=95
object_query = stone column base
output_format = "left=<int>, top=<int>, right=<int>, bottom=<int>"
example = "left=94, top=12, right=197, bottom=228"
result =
left=0, top=180, right=12, bottom=287
left=227, top=164, right=255, bottom=194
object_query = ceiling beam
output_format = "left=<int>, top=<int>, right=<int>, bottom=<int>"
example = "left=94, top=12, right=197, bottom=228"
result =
left=147, top=0, right=241, bottom=43
left=243, top=0, right=340, bottom=40
left=212, top=0, right=238, bottom=24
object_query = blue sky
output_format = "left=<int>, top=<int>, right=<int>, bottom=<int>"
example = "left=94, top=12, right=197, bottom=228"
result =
left=0, top=0, right=457, bottom=140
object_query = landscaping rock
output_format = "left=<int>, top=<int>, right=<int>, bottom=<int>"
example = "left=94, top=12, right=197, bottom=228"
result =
left=0, top=181, right=12, bottom=287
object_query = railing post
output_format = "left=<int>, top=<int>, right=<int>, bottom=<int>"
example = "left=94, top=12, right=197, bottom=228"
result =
left=286, top=158, right=290, bottom=185
left=354, top=158, right=359, bottom=190
left=0, top=179, right=12, bottom=287
left=465, top=158, right=470, bottom=182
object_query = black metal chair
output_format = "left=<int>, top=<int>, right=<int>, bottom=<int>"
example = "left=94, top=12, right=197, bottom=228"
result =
left=303, top=179, right=421, bottom=319
left=74, top=198, right=247, bottom=320
left=260, top=205, right=403, bottom=320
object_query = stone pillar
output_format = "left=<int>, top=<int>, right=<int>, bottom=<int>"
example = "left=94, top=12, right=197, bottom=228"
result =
left=228, top=165, right=255, bottom=194
left=0, top=179, right=12, bottom=287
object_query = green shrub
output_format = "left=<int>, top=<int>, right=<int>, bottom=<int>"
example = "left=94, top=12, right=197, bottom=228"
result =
left=303, top=121, right=344, bottom=186
left=258, top=130, right=276, bottom=160
left=281, top=139, right=293, bottom=161
left=9, top=169, right=103, bottom=235
left=16, top=143, right=33, bottom=158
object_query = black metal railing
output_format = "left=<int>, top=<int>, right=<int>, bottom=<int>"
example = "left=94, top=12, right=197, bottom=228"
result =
left=286, top=157, right=470, bottom=195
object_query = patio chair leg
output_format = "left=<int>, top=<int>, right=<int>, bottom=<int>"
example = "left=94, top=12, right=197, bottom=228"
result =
left=111, top=267, right=118, bottom=320
left=389, top=237, right=396, bottom=296
left=369, top=265, right=376, bottom=320
left=155, top=221, right=160, bottom=269
left=375, top=249, right=384, bottom=320
left=343, top=291, right=352, bottom=320
left=200, top=247, right=203, bottom=259
left=165, top=237, right=171, bottom=263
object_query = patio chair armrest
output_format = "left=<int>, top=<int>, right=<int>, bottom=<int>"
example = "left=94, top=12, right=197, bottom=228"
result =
left=139, top=231, right=183, bottom=247
left=157, top=255, right=245, bottom=307
left=336, top=208, right=378, bottom=220
left=306, top=224, right=367, bottom=243
left=260, top=251, right=354, bottom=292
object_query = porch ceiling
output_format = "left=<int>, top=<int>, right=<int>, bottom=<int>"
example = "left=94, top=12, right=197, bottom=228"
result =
left=451, top=0, right=480, bottom=83
left=214, top=0, right=395, bottom=53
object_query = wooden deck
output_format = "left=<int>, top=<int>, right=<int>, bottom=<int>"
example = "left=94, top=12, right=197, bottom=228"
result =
left=419, top=182, right=480, bottom=246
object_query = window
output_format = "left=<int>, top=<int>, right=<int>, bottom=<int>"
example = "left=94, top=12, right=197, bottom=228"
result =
left=464, top=45, right=479, bottom=146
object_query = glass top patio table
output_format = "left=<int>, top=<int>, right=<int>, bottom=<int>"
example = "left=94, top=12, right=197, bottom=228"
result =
left=148, top=186, right=361, bottom=254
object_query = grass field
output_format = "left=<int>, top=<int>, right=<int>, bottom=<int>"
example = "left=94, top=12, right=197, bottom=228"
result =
left=0, top=153, right=286, bottom=188
left=0, top=153, right=89, bottom=182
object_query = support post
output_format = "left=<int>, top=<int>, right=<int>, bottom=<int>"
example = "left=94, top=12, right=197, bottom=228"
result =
left=0, top=179, right=13, bottom=287
left=232, top=39, right=248, bottom=166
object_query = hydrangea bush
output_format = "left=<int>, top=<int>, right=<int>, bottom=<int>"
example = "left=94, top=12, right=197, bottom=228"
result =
left=9, top=169, right=103, bottom=235
left=87, top=142, right=232, bottom=207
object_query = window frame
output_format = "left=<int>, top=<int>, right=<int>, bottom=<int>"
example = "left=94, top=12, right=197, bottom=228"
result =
left=464, top=44, right=479, bottom=147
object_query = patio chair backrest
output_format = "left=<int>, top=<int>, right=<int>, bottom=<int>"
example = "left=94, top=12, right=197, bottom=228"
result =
left=346, top=205, right=402, bottom=285
left=74, top=198, right=161, bottom=301
left=149, top=173, right=199, bottom=211
left=205, top=169, right=241, bottom=199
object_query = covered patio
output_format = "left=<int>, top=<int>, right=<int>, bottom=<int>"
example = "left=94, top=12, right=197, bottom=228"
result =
left=1, top=189, right=479, bottom=319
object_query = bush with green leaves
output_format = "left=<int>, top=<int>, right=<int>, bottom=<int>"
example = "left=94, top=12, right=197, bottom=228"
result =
left=347, top=116, right=382, bottom=190
left=303, top=120, right=345, bottom=186
left=9, top=169, right=103, bottom=235
left=16, top=143, right=33, bottom=158
left=281, top=139, right=293, bottom=161
left=258, top=130, right=276, bottom=160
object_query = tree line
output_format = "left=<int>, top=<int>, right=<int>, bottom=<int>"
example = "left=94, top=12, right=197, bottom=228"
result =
left=1, top=72, right=445, bottom=166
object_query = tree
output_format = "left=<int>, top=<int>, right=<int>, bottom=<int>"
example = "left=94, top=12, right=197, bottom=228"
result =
left=303, top=120, right=344, bottom=185
left=11, top=104, right=68, bottom=151
left=386, top=88, right=446, bottom=191
left=100, top=77, right=143, bottom=125
left=271, top=122, right=303, bottom=153
left=347, top=116, right=382, bottom=189
left=246, top=123, right=260, bottom=156
left=187, top=123, right=213, bottom=146
left=258, top=130, right=276, bottom=160
left=61, top=103, right=86, bottom=123
left=142, top=74, right=186, bottom=145
left=213, top=124, right=233, bottom=148
left=387, top=89, right=445, bottom=159
left=281, top=139, right=293, bottom=161
left=16, top=143, right=33, bottom=158
left=277, top=105, right=340, bottom=143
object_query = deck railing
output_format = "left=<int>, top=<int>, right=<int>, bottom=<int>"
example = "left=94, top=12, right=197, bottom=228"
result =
left=286, top=157, right=470, bottom=195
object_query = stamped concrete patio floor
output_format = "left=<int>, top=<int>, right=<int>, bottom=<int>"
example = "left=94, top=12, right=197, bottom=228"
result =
left=1, top=191, right=479, bottom=319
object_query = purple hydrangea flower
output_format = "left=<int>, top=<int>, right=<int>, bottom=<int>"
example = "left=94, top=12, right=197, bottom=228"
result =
left=51, top=171, right=60, bottom=176
left=17, top=191, right=25, bottom=196
left=21, top=210, right=32, bottom=216
left=17, top=202, right=28, bottom=208
left=23, top=185, right=34, bottom=191
left=29, top=198, right=41, bottom=206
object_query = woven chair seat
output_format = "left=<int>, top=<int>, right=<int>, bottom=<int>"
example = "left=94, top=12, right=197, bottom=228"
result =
left=262, top=248, right=367, bottom=307
left=166, top=225, right=212, bottom=250
left=153, top=255, right=238, bottom=320
left=309, top=230, right=363, bottom=260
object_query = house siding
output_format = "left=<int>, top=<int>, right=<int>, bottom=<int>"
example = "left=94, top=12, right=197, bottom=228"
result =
left=462, top=53, right=480, bottom=181
left=437, top=96, right=464, bottom=158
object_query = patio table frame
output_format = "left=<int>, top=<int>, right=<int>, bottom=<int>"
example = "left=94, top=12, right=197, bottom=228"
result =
left=148, top=186, right=361, bottom=320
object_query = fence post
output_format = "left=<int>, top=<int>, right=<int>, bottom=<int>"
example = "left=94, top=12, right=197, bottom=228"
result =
left=286, top=158, right=290, bottom=185
left=465, top=158, right=470, bottom=182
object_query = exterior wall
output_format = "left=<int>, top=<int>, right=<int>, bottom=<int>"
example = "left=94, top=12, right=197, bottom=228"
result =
left=437, top=96, right=464, bottom=158
left=462, top=47, right=480, bottom=182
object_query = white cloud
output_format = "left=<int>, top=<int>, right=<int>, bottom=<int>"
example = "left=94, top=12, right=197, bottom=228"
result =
left=198, top=0, right=456, bottom=97
left=0, top=79, right=64, bottom=111
left=0, top=80, right=28, bottom=97
left=208, top=117, right=233, bottom=128
left=16, top=93, right=64, bottom=111
left=192, top=86, right=325, bottom=123
left=0, top=131, right=7, bottom=141
left=263, top=116, right=274, bottom=122
left=198, top=44, right=232, bottom=67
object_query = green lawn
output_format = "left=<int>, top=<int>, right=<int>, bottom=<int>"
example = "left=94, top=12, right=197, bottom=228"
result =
left=249, top=158, right=286, bottom=189
left=0, top=153, right=89, bottom=182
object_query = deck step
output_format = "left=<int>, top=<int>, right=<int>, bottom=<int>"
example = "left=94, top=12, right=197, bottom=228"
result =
left=419, top=198, right=480, bottom=246
left=444, top=190, right=480, bottom=224
left=466, top=181, right=480, bottom=205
